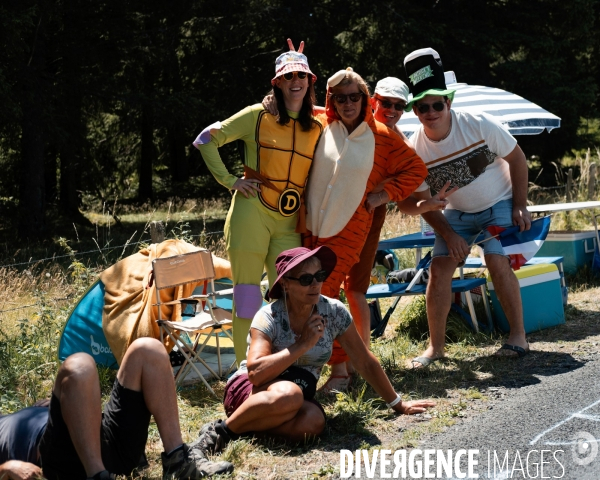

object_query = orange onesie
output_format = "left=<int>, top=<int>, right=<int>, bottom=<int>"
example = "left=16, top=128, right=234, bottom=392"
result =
left=303, top=90, right=427, bottom=364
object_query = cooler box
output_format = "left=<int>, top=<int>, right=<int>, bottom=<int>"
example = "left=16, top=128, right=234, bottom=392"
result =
left=535, top=231, right=597, bottom=274
left=488, top=264, right=565, bottom=334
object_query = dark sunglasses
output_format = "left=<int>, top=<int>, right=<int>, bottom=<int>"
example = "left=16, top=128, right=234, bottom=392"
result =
left=377, top=98, right=406, bottom=111
left=416, top=101, right=446, bottom=114
left=285, top=269, right=328, bottom=286
left=330, top=92, right=363, bottom=104
left=282, top=71, right=308, bottom=81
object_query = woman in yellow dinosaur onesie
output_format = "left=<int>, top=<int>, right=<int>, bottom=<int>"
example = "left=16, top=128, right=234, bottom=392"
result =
left=194, top=40, right=323, bottom=363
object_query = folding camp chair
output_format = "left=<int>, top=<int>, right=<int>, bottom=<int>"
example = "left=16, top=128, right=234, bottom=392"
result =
left=152, top=249, right=234, bottom=395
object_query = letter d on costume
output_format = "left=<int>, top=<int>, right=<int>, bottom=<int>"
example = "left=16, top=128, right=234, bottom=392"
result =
left=284, top=195, right=297, bottom=211
left=340, top=450, right=354, bottom=478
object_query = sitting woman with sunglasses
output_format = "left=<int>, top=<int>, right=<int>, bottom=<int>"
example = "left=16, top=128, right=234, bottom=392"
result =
left=193, top=247, right=435, bottom=453
left=194, top=39, right=323, bottom=365
left=303, top=68, right=427, bottom=391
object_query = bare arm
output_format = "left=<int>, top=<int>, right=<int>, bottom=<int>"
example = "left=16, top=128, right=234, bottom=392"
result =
left=246, top=313, right=325, bottom=386
left=397, top=181, right=457, bottom=215
left=0, top=461, right=43, bottom=480
left=415, top=189, right=471, bottom=260
left=365, top=189, right=390, bottom=214
left=337, top=323, right=435, bottom=415
left=503, top=144, right=531, bottom=231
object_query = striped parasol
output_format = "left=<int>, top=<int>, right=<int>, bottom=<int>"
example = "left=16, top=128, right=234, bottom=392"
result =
left=398, top=71, right=561, bottom=138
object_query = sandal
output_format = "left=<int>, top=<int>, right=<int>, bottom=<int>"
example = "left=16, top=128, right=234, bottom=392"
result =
left=318, top=374, right=352, bottom=394
left=410, top=356, right=442, bottom=369
left=494, top=343, right=530, bottom=358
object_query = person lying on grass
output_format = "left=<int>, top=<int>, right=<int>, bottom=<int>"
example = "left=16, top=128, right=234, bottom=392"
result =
left=191, top=246, right=435, bottom=454
left=0, top=338, right=233, bottom=480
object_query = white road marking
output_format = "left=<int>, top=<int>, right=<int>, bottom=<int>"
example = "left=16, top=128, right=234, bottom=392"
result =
left=530, top=398, right=600, bottom=446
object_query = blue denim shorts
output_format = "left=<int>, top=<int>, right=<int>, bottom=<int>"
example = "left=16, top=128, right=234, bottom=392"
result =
left=432, top=198, right=513, bottom=259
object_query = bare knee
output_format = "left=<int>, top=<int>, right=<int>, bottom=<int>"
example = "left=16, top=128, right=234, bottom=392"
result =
left=269, top=381, right=304, bottom=413
left=55, top=353, right=97, bottom=396
left=303, top=406, right=326, bottom=436
left=123, top=337, right=168, bottom=366
left=429, top=259, right=457, bottom=284
left=485, top=253, right=511, bottom=274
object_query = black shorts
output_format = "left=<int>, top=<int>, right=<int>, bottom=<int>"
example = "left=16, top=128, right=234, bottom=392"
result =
left=39, top=379, right=151, bottom=480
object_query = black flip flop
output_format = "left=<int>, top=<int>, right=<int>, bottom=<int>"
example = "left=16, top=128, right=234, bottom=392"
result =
left=495, top=343, right=530, bottom=358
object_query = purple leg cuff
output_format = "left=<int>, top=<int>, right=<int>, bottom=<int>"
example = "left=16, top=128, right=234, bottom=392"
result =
left=233, top=284, right=263, bottom=319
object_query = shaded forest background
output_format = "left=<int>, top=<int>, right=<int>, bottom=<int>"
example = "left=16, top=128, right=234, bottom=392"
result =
left=1, top=0, right=599, bottom=240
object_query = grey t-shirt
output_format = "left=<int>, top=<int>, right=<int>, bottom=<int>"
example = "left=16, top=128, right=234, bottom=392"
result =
left=230, top=295, right=353, bottom=382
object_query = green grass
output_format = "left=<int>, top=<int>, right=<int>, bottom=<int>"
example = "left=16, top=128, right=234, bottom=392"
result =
left=2, top=185, right=600, bottom=477
left=2, top=253, right=599, bottom=478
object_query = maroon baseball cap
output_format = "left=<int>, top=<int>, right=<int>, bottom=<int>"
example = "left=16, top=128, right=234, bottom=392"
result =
left=268, top=246, right=337, bottom=300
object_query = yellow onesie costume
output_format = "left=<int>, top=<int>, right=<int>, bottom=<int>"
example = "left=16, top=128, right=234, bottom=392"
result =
left=194, top=104, right=322, bottom=363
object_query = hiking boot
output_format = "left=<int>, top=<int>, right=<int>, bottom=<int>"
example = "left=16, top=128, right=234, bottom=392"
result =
left=197, top=420, right=216, bottom=437
left=86, top=471, right=116, bottom=480
left=161, top=444, right=234, bottom=479
left=189, top=420, right=231, bottom=455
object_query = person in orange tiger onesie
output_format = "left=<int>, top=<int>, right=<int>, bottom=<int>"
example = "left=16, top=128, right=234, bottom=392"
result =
left=303, top=68, right=428, bottom=392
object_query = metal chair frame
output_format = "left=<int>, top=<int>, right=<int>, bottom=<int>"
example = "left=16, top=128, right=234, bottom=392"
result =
left=152, top=249, right=234, bottom=395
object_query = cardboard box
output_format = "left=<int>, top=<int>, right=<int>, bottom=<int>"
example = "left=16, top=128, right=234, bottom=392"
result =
left=535, top=231, right=597, bottom=274
left=488, top=264, right=565, bottom=333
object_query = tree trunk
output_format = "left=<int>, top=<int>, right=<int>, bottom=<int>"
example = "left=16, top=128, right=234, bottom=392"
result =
left=19, top=100, right=46, bottom=238
left=168, top=126, right=188, bottom=183
left=45, top=143, right=58, bottom=204
left=164, top=45, right=188, bottom=183
left=58, top=3, right=84, bottom=217
left=59, top=93, right=84, bottom=216
left=139, top=102, right=154, bottom=201
left=18, top=11, right=47, bottom=238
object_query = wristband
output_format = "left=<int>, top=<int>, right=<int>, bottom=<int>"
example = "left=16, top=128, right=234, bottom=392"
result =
left=386, top=394, right=402, bottom=409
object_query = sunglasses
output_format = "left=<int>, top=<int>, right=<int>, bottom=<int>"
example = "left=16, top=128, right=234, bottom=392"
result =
left=416, top=101, right=446, bottom=114
left=377, top=98, right=406, bottom=111
left=285, top=270, right=328, bottom=286
left=330, top=92, right=363, bottom=104
left=282, top=71, right=308, bottom=81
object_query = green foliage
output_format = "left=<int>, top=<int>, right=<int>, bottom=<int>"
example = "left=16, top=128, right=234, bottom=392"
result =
left=395, top=296, right=430, bottom=341
left=170, top=221, right=195, bottom=244
left=327, top=385, right=385, bottom=433
left=395, top=295, right=482, bottom=344
left=0, top=291, right=65, bottom=411
left=1, top=0, right=600, bottom=238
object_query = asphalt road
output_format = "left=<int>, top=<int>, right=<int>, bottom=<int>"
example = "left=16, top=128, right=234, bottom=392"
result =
left=341, top=355, right=600, bottom=479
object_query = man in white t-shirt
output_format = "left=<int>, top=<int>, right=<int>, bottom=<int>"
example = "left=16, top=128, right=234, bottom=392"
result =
left=403, top=48, right=532, bottom=367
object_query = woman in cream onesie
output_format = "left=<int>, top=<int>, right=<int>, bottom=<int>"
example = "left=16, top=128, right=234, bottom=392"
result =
left=304, top=68, right=427, bottom=390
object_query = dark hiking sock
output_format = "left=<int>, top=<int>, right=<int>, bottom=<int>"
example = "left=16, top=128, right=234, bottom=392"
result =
left=86, top=470, right=115, bottom=480
left=219, top=419, right=241, bottom=441
left=166, top=443, right=185, bottom=457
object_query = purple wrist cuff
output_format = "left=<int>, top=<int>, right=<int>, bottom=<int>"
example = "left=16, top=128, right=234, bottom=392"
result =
left=192, top=121, right=222, bottom=148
